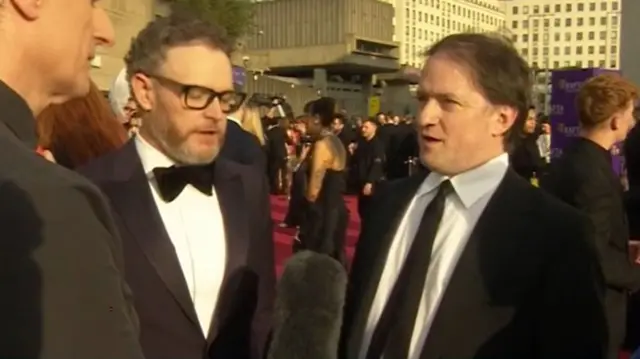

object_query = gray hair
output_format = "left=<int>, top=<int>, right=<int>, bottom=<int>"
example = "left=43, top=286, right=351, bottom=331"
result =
left=124, top=12, right=232, bottom=81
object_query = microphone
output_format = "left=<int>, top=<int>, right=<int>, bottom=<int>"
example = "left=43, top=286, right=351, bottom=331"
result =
left=268, top=250, right=347, bottom=359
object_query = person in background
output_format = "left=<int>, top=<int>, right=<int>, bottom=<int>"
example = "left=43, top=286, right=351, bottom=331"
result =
left=240, top=103, right=266, bottom=148
left=109, top=67, right=140, bottom=136
left=0, top=0, right=144, bottom=357
left=282, top=116, right=312, bottom=229
left=510, top=106, right=545, bottom=183
left=541, top=73, right=640, bottom=359
left=37, top=81, right=128, bottom=169
left=219, top=87, right=266, bottom=171
left=537, top=116, right=552, bottom=164
left=352, top=118, right=385, bottom=222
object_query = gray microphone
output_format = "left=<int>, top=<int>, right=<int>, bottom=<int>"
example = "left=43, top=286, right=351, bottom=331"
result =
left=267, top=250, right=348, bottom=359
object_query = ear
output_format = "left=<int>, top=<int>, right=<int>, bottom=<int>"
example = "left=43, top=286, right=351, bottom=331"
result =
left=610, top=114, right=620, bottom=131
left=491, top=105, right=518, bottom=137
left=10, top=0, right=42, bottom=20
left=130, top=73, right=155, bottom=112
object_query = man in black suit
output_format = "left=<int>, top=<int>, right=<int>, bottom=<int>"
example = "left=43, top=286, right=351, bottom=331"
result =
left=541, top=73, right=640, bottom=359
left=0, top=1, right=144, bottom=358
left=79, top=14, right=275, bottom=359
left=220, top=93, right=267, bottom=171
left=340, top=33, right=607, bottom=359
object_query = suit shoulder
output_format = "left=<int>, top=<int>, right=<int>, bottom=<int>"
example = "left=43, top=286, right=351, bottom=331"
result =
left=76, top=146, right=123, bottom=181
left=528, top=183, right=590, bottom=234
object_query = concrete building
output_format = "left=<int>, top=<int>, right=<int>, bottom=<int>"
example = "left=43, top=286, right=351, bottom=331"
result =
left=243, top=0, right=400, bottom=115
left=90, top=0, right=155, bottom=90
left=620, top=0, right=640, bottom=87
left=381, top=0, right=506, bottom=68
left=501, top=0, right=621, bottom=70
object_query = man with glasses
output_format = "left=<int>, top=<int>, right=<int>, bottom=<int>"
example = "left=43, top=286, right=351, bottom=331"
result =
left=0, top=0, right=144, bottom=357
left=79, top=12, right=275, bottom=359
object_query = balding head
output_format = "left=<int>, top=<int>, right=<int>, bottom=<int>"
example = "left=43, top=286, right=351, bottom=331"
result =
left=0, top=0, right=115, bottom=115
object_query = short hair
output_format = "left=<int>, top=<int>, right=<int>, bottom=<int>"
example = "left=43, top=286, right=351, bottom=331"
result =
left=576, top=73, right=639, bottom=129
left=124, top=11, right=232, bottom=81
left=424, top=32, right=532, bottom=150
left=333, top=113, right=346, bottom=124
left=308, top=97, right=336, bottom=127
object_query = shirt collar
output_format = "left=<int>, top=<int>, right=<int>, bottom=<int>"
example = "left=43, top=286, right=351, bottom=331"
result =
left=417, top=153, right=509, bottom=208
left=227, top=116, right=241, bottom=125
left=134, top=134, right=176, bottom=178
left=0, top=80, right=38, bottom=148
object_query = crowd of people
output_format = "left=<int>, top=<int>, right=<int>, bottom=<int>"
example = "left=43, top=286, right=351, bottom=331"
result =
left=1, top=1, right=640, bottom=359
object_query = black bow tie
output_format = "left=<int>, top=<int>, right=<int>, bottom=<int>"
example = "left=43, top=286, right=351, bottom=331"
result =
left=153, top=164, right=214, bottom=202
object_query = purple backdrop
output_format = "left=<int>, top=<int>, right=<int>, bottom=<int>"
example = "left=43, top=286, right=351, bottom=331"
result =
left=549, top=68, right=623, bottom=175
left=232, top=66, right=246, bottom=86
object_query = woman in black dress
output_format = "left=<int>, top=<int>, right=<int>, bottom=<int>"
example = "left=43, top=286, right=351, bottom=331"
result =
left=293, top=100, right=349, bottom=265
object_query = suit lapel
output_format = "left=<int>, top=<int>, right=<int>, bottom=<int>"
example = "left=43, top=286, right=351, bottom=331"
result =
left=206, top=159, right=249, bottom=343
left=420, top=170, right=534, bottom=358
left=346, top=173, right=428, bottom=358
left=100, top=141, right=200, bottom=327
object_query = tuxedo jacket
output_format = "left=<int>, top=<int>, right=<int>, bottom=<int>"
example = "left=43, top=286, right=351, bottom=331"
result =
left=78, top=140, right=275, bottom=359
left=541, top=137, right=640, bottom=351
left=340, top=169, right=608, bottom=359
left=219, top=120, right=266, bottom=171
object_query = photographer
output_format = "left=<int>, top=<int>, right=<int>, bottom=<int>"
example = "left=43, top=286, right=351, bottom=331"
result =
left=261, top=96, right=290, bottom=194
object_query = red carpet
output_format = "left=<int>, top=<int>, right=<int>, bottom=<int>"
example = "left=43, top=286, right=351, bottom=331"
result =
left=270, top=195, right=360, bottom=276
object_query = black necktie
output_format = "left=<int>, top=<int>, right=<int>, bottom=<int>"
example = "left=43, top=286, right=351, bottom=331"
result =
left=152, top=164, right=214, bottom=202
left=366, top=180, right=453, bottom=359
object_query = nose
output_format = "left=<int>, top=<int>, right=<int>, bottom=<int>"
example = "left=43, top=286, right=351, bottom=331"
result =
left=203, top=98, right=226, bottom=121
left=93, top=6, right=115, bottom=47
left=418, top=99, right=441, bottom=127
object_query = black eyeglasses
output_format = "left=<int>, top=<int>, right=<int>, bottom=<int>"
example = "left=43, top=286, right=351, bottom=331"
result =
left=146, top=74, right=246, bottom=114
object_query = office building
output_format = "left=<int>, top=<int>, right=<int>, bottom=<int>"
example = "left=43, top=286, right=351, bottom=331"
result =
left=620, top=0, right=640, bottom=86
left=501, top=0, right=621, bottom=70
left=381, top=0, right=505, bottom=68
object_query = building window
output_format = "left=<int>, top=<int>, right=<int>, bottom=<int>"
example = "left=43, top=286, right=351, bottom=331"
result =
left=523, top=34, right=529, bottom=42
left=577, top=18, right=584, bottom=26
left=599, top=45, right=606, bottom=54
left=554, top=18, right=561, bottom=26
left=565, top=18, right=572, bottom=27
left=544, top=19, right=550, bottom=27
left=599, top=60, right=605, bottom=67
left=543, top=47, right=549, bottom=56
left=544, top=5, right=550, bottom=13
left=600, top=1, right=607, bottom=11
left=588, top=31, right=595, bottom=40
left=533, top=5, right=539, bottom=14
left=611, top=45, right=617, bottom=54
left=533, top=33, right=539, bottom=42
left=553, top=61, right=559, bottom=68
left=611, top=60, right=617, bottom=68
left=513, top=34, right=518, bottom=42
left=600, top=31, right=606, bottom=40
left=611, top=31, right=618, bottom=40
left=589, top=17, right=595, bottom=26
left=565, top=33, right=571, bottom=41
left=512, top=20, right=518, bottom=29
left=533, top=48, right=538, bottom=56
left=533, top=19, right=539, bottom=27
left=577, top=3, right=584, bottom=11
left=589, top=3, right=596, bottom=11
left=554, top=33, right=560, bottom=41
left=523, top=20, right=529, bottom=28
left=522, top=48, right=528, bottom=56
left=577, top=32, right=583, bottom=40
left=600, top=17, right=607, bottom=25
left=555, top=4, right=561, bottom=12
left=588, top=60, right=594, bottom=67
left=588, top=45, right=595, bottom=54
left=576, top=46, right=583, bottom=55
left=612, top=2, right=619, bottom=11
left=576, top=60, right=583, bottom=68
left=566, top=3, right=572, bottom=12
left=553, top=47, right=560, bottom=55
left=564, top=46, right=571, bottom=55
left=612, top=16, right=618, bottom=26
left=523, top=5, right=529, bottom=14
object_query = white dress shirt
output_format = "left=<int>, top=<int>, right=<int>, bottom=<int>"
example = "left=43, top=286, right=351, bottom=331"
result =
left=359, top=153, right=509, bottom=359
left=135, top=135, right=227, bottom=336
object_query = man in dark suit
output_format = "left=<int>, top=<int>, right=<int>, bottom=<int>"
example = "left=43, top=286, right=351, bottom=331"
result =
left=79, top=14, right=274, bottom=359
left=541, top=73, right=640, bottom=359
left=0, top=2, right=145, bottom=358
left=220, top=94, right=267, bottom=171
left=340, top=33, right=607, bottom=359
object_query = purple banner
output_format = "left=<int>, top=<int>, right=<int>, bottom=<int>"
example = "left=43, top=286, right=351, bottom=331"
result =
left=232, top=66, right=246, bottom=86
left=550, top=68, right=623, bottom=175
